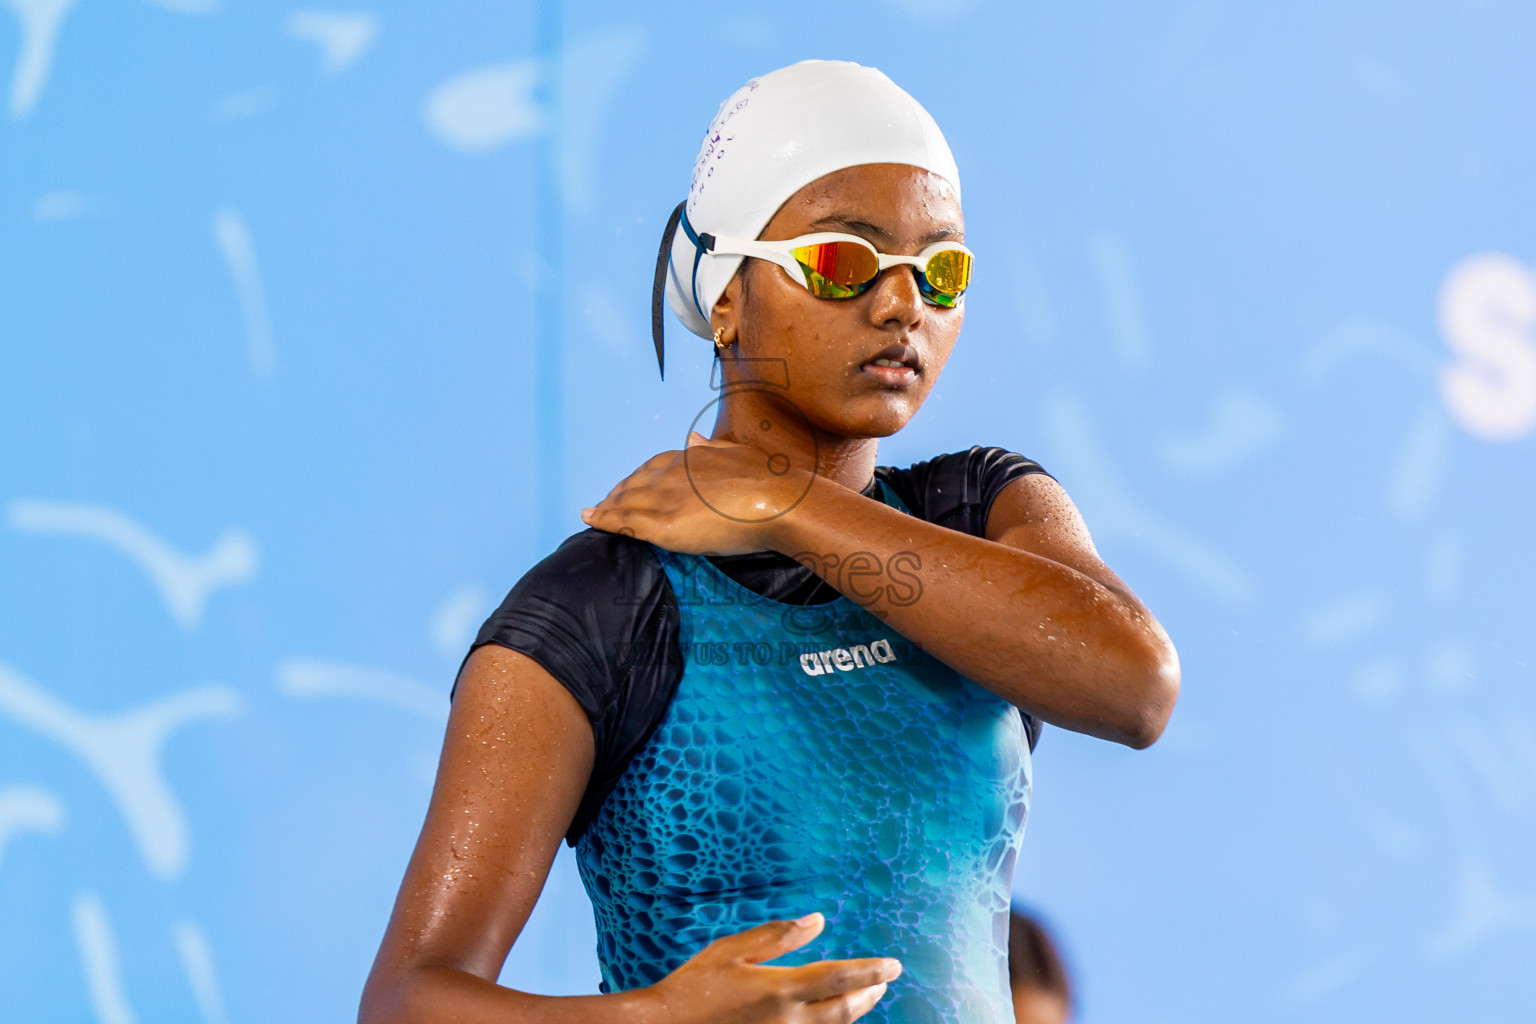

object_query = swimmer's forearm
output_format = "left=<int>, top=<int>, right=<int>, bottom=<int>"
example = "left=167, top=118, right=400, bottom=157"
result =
left=766, top=478, right=1179, bottom=748
left=360, top=964, right=666, bottom=1024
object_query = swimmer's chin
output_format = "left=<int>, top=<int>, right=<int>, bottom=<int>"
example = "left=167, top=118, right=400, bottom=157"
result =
left=824, top=405, right=923, bottom=440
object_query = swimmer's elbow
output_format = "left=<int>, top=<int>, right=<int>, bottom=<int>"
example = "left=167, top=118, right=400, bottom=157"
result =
left=1116, top=638, right=1181, bottom=750
left=358, top=966, right=411, bottom=1024
left=358, top=963, right=440, bottom=1024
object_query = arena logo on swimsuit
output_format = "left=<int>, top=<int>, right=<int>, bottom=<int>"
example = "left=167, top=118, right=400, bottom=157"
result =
left=798, top=638, right=898, bottom=676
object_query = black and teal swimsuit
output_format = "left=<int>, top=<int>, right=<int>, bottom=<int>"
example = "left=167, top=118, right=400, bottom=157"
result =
left=467, top=448, right=1048, bottom=1024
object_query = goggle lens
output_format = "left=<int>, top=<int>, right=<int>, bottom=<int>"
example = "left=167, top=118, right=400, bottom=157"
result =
left=791, top=240, right=881, bottom=298
left=922, top=249, right=971, bottom=298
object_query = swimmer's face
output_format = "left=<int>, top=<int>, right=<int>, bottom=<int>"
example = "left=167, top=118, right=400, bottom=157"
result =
left=710, top=163, right=965, bottom=439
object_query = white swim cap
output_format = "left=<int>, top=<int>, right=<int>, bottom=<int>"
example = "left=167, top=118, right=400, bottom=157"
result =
left=650, top=60, right=960, bottom=377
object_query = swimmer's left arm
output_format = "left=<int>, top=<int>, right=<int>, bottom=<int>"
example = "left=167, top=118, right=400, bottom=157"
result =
left=766, top=470, right=1180, bottom=749
left=580, top=440, right=1179, bottom=749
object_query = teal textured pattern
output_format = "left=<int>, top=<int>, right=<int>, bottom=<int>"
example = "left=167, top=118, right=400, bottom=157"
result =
left=575, top=488, right=1031, bottom=1024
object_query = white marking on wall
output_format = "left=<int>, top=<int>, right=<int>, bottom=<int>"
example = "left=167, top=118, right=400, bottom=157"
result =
left=421, top=30, right=644, bottom=211
left=1299, top=590, right=1389, bottom=647
left=73, top=891, right=137, bottom=1024
left=141, top=0, right=217, bottom=14
left=1425, top=858, right=1536, bottom=958
left=1089, top=234, right=1151, bottom=371
left=1423, top=638, right=1475, bottom=695
left=3, top=0, right=77, bottom=118
left=1447, top=715, right=1519, bottom=809
left=212, top=207, right=276, bottom=378
left=210, top=86, right=273, bottom=123
left=175, top=920, right=229, bottom=1024
left=423, top=59, right=544, bottom=153
left=1283, top=943, right=1377, bottom=1004
left=1314, top=760, right=1420, bottom=858
left=1411, top=730, right=1476, bottom=827
left=1010, top=245, right=1055, bottom=348
left=32, top=189, right=94, bottom=221
left=1347, top=656, right=1399, bottom=705
left=7, top=500, right=258, bottom=630
left=431, top=585, right=488, bottom=660
left=0, top=783, right=64, bottom=873
left=1041, top=392, right=1254, bottom=603
left=277, top=657, right=446, bottom=722
left=882, top=0, right=979, bottom=20
left=1157, top=389, right=1282, bottom=475
left=559, top=29, right=644, bottom=212
left=1302, top=317, right=1437, bottom=382
left=1503, top=715, right=1536, bottom=782
left=1437, top=252, right=1536, bottom=441
left=0, top=663, right=242, bottom=880
left=1385, top=402, right=1450, bottom=521
left=284, top=10, right=379, bottom=75
left=580, top=287, right=636, bottom=356
left=1423, top=532, right=1462, bottom=599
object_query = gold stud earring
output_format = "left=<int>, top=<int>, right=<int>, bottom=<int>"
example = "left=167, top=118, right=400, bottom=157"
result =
left=714, top=327, right=729, bottom=351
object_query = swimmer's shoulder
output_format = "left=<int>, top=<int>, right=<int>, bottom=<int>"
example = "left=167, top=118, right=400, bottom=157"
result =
left=459, top=528, right=678, bottom=704
left=876, top=445, right=1053, bottom=536
left=480, top=526, right=676, bottom=643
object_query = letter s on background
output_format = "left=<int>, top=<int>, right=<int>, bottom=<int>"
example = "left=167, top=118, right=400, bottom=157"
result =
left=1438, top=253, right=1536, bottom=441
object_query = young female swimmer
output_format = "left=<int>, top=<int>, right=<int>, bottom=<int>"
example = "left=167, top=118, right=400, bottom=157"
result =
left=360, top=60, right=1179, bottom=1024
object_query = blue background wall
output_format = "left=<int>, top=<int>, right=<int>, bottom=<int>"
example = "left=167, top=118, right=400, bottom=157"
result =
left=4, top=2, right=1535, bottom=1021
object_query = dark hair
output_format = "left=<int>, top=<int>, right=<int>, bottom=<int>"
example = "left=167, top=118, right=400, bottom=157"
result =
left=1007, top=907, right=1073, bottom=1007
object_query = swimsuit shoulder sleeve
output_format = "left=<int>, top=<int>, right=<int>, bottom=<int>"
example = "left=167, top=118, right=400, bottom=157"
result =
left=876, top=446, right=1052, bottom=538
left=456, top=528, right=684, bottom=845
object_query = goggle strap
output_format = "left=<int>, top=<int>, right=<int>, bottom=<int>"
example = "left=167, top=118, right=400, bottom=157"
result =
left=651, top=200, right=687, bottom=380
left=678, top=209, right=715, bottom=349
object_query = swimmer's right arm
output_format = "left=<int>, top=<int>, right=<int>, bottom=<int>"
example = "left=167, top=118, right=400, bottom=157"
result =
left=358, top=643, right=900, bottom=1024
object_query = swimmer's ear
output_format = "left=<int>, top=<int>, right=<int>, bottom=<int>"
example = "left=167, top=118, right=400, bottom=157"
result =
left=710, top=270, right=744, bottom=349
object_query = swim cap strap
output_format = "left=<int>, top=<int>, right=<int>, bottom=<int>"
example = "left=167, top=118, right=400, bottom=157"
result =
left=651, top=200, right=687, bottom=380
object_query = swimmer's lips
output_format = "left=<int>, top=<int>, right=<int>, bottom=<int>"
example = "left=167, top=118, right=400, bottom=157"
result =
left=859, top=343, right=921, bottom=387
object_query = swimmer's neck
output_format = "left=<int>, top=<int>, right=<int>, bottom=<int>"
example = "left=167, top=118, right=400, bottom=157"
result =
left=710, top=400, right=880, bottom=494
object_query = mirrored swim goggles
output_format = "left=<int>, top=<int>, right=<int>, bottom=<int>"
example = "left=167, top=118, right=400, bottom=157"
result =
left=650, top=201, right=973, bottom=378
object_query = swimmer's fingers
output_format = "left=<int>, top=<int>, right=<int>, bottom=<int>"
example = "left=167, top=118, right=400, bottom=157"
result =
left=584, top=490, right=661, bottom=529
left=782, top=957, right=902, bottom=1002
left=802, top=979, right=890, bottom=1023
left=709, top=914, right=825, bottom=964
left=585, top=476, right=666, bottom=523
left=645, top=917, right=899, bottom=1024
left=580, top=504, right=649, bottom=539
left=591, top=485, right=644, bottom=513
left=598, top=450, right=681, bottom=505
